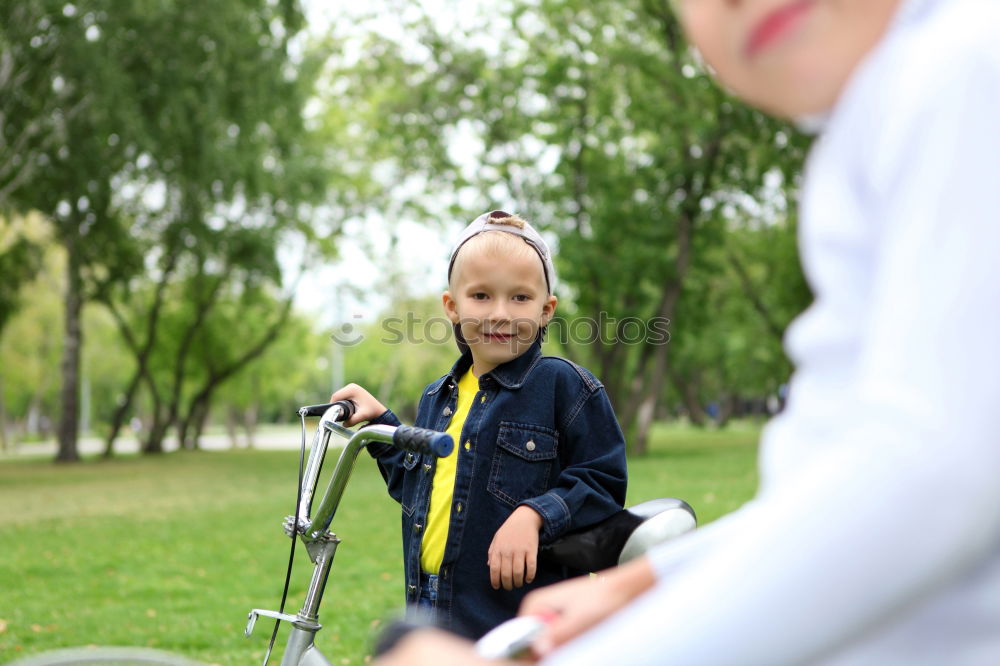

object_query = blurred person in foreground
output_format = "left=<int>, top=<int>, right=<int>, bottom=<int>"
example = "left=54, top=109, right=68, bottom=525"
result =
left=375, top=0, right=1000, bottom=663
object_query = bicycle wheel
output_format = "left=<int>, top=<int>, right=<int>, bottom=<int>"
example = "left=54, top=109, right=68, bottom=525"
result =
left=8, top=647, right=206, bottom=665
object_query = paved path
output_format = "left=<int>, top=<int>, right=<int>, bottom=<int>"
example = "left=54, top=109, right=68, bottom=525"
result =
left=1, top=425, right=307, bottom=458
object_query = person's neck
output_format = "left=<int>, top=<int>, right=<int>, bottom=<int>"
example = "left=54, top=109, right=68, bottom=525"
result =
left=471, top=362, right=494, bottom=378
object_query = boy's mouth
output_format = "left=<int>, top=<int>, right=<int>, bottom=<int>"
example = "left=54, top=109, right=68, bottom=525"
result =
left=483, top=332, right=514, bottom=343
left=745, top=0, right=815, bottom=57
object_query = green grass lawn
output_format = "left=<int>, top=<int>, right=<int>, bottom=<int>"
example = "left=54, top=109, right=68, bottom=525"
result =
left=0, top=423, right=759, bottom=665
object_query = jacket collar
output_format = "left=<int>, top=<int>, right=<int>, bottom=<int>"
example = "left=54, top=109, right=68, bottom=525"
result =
left=483, top=341, right=544, bottom=390
left=429, top=342, right=544, bottom=394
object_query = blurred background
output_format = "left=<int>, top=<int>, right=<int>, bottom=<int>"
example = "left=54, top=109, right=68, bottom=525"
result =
left=1, top=0, right=812, bottom=463
left=1, top=1, right=816, bottom=663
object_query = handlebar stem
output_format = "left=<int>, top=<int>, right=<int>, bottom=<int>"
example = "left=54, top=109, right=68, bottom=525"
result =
left=301, top=424, right=399, bottom=542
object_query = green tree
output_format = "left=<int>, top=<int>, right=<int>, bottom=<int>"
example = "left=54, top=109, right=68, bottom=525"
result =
left=0, top=217, right=43, bottom=335
left=325, top=0, right=811, bottom=452
left=0, top=242, right=62, bottom=451
left=3, top=0, right=329, bottom=460
left=215, top=312, right=330, bottom=447
left=666, top=216, right=810, bottom=425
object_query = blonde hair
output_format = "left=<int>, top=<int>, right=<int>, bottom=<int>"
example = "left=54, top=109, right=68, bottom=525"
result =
left=485, top=213, right=527, bottom=229
left=449, top=230, right=546, bottom=289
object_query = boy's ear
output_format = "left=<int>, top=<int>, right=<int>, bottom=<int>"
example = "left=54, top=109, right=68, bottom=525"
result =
left=442, top=290, right=460, bottom=324
left=541, top=294, right=558, bottom=326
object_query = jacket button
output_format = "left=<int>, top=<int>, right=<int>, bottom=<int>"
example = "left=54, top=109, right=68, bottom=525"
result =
left=480, top=395, right=486, bottom=403
left=414, top=523, right=423, bottom=533
left=408, top=584, right=416, bottom=594
left=456, top=502, right=463, bottom=514
left=464, top=440, right=472, bottom=451
left=526, top=440, right=536, bottom=451
left=423, top=463, right=432, bottom=473
left=443, top=406, right=453, bottom=416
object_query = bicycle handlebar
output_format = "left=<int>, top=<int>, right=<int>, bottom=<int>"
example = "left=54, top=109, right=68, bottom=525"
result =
left=295, top=409, right=453, bottom=541
left=393, top=425, right=454, bottom=457
left=297, top=400, right=357, bottom=421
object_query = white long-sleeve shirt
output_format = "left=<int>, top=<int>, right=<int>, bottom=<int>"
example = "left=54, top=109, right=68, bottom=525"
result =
left=545, top=0, right=1000, bottom=663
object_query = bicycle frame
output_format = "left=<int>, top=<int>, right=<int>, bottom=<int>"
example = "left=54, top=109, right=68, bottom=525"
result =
left=244, top=403, right=696, bottom=665
left=245, top=403, right=451, bottom=666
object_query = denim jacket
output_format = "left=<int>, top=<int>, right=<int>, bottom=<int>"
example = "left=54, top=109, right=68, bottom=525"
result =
left=367, top=342, right=628, bottom=639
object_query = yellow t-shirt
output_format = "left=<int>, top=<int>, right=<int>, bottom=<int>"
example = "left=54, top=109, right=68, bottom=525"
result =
left=420, top=367, right=478, bottom=574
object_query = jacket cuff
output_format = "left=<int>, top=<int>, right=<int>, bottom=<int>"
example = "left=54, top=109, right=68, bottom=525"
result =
left=519, top=492, right=571, bottom=543
left=369, top=408, right=401, bottom=427
left=366, top=408, right=402, bottom=457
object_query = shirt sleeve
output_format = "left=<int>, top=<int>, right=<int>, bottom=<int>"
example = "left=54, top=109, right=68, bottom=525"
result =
left=542, top=52, right=1000, bottom=666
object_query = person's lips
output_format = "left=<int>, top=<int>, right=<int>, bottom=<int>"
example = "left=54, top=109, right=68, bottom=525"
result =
left=484, top=332, right=513, bottom=343
left=745, top=0, right=815, bottom=57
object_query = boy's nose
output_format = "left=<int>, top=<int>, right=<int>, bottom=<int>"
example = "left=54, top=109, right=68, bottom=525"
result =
left=488, top=301, right=512, bottom=322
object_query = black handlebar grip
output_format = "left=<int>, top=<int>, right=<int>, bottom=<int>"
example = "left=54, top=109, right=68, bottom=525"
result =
left=392, top=425, right=454, bottom=457
left=297, top=400, right=356, bottom=421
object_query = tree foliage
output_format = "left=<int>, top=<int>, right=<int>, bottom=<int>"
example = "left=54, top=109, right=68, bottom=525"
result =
left=323, top=0, right=813, bottom=452
left=2, top=0, right=333, bottom=459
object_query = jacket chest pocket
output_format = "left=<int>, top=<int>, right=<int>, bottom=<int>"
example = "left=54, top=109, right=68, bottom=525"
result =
left=488, top=422, right=559, bottom=507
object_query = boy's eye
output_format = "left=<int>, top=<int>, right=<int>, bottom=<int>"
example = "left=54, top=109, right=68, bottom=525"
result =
left=471, top=292, right=489, bottom=300
left=513, top=294, right=531, bottom=302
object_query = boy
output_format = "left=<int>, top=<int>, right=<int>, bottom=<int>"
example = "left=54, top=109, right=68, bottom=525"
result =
left=331, top=210, right=628, bottom=640
left=376, top=0, right=1000, bottom=663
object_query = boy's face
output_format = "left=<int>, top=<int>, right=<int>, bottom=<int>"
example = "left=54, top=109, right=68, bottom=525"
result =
left=443, top=243, right=557, bottom=377
left=677, top=0, right=902, bottom=117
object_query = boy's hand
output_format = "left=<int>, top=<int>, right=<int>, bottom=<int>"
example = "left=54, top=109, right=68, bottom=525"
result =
left=488, top=505, right=543, bottom=591
left=329, top=383, right=387, bottom=427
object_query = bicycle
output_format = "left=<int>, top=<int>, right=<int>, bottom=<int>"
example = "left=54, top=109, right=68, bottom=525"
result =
left=11, top=400, right=696, bottom=665
left=244, top=399, right=455, bottom=666
left=241, top=399, right=696, bottom=665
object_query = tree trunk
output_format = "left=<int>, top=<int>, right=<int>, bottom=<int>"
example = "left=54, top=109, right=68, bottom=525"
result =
left=630, top=342, right=671, bottom=455
left=104, top=369, right=141, bottom=457
left=179, top=396, right=208, bottom=450
left=147, top=266, right=229, bottom=456
left=144, top=417, right=169, bottom=454
left=243, top=404, right=258, bottom=449
left=190, top=397, right=211, bottom=449
left=55, top=232, right=82, bottom=463
left=143, top=384, right=169, bottom=454
left=225, top=407, right=240, bottom=448
left=726, top=249, right=786, bottom=342
left=668, top=366, right=707, bottom=427
left=717, top=392, right=738, bottom=427
left=102, top=250, right=180, bottom=457
left=632, top=394, right=657, bottom=456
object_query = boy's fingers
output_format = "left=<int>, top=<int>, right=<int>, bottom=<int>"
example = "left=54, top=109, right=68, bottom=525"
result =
left=501, top=552, right=514, bottom=591
left=489, top=551, right=501, bottom=590
left=525, top=551, right=537, bottom=584
left=512, top=552, right=525, bottom=588
left=328, top=383, right=356, bottom=401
